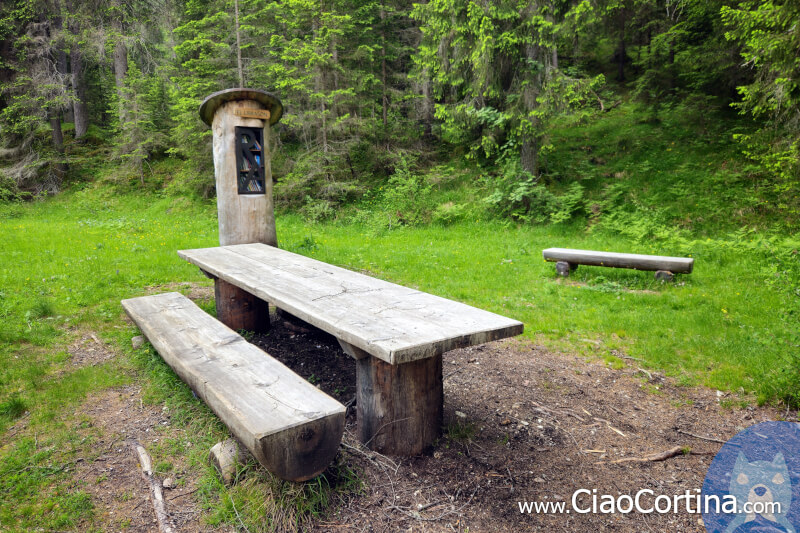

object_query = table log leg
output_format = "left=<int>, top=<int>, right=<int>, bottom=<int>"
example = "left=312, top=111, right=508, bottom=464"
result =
left=214, top=278, right=270, bottom=333
left=357, top=354, right=443, bottom=455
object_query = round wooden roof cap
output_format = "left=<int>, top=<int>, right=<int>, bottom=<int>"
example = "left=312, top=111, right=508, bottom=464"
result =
left=199, top=88, right=283, bottom=126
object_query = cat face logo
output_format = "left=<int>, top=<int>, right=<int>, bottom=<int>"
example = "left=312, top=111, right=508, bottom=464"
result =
left=703, top=422, right=800, bottom=533
left=725, top=452, right=795, bottom=533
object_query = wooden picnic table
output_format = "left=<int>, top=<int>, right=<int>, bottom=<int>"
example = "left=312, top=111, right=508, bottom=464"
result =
left=179, top=243, right=524, bottom=455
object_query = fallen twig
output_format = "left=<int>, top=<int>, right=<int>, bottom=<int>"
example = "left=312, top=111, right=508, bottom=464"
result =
left=594, top=417, right=626, bottom=437
left=601, top=446, right=714, bottom=465
left=341, top=441, right=399, bottom=473
left=132, top=442, right=174, bottom=533
left=676, top=429, right=726, bottom=444
left=167, top=487, right=200, bottom=501
left=388, top=484, right=479, bottom=522
left=443, top=368, right=464, bottom=380
left=230, top=493, right=251, bottom=533
left=607, top=425, right=627, bottom=438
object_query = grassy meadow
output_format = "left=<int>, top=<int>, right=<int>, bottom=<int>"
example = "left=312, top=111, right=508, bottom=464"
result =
left=1, top=103, right=798, bottom=530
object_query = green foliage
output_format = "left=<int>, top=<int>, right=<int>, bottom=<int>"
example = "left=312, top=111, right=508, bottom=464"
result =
left=412, top=0, right=603, bottom=175
left=382, top=156, right=432, bottom=226
left=483, top=158, right=584, bottom=224
left=446, top=419, right=477, bottom=442
left=432, top=201, right=470, bottom=226
left=721, top=1, right=800, bottom=209
left=115, top=61, right=172, bottom=181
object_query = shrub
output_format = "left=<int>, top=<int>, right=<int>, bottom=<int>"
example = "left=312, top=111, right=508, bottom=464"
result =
left=484, top=159, right=585, bottom=224
left=382, top=156, right=433, bottom=226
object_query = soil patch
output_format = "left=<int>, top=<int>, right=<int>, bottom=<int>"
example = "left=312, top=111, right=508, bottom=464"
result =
left=67, top=330, right=117, bottom=368
left=75, top=384, right=219, bottom=533
left=250, top=317, right=783, bottom=532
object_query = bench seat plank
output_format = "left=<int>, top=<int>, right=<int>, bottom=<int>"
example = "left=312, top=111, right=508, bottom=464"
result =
left=121, top=292, right=345, bottom=481
left=178, top=244, right=524, bottom=365
left=542, top=247, right=693, bottom=273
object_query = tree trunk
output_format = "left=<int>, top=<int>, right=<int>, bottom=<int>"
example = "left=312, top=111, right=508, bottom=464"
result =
left=48, top=110, right=66, bottom=184
left=234, top=0, right=244, bottom=86
left=421, top=76, right=433, bottom=139
left=617, top=8, right=626, bottom=82
left=52, top=2, right=73, bottom=124
left=520, top=137, right=539, bottom=177
left=521, top=43, right=541, bottom=176
left=331, top=36, right=339, bottom=116
left=67, top=5, right=89, bottom=140
left=163, top=3, right=178, bottom=61
left=111, top=1, right=128, bottom=129
left=49, top=112, right=64, bottom=152
left=380, top=1, right=388, bottom=128
left=71, top=47, right=88, bottom=138
left=312, top=16, right=327, bottom=154
left=546, top=5, right=557, bottom=71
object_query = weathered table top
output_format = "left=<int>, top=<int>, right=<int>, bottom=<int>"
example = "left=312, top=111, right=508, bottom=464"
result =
left=179, top=244, right=524, bottom=365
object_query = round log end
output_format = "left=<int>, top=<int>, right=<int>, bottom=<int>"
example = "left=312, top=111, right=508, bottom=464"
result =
left=654, top=270, right=674, bottom=282
left=556, top=261, right=572, bottom=277
left=256, top=411, right=346, bottom=482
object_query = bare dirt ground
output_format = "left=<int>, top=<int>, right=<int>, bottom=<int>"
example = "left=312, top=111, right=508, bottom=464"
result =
left=67, top=297, right=784, bottom=532
left=67, top=332, right=220, bottom=533
left=253, top=317, right=783, bottom=533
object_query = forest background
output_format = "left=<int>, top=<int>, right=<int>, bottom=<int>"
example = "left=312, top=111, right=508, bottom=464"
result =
left=1, top=0, right=797, bottom=218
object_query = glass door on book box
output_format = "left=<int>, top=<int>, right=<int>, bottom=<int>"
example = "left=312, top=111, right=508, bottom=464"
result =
left=235, top=127, right=266, bottom=195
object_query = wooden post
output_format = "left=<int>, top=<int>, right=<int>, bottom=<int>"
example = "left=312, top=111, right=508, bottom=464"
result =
left=356, top=354, right=443, bottom=455
left=199, top=89, right=283, bottom=331
left=200, top=89, right=282, bottom=247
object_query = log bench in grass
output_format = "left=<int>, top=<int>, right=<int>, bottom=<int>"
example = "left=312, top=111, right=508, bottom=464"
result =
left=178, top=243, right=524, bottom=456
left=542, top=247, right=694, bottom=281
left=121, top=292, right=345, bottom=482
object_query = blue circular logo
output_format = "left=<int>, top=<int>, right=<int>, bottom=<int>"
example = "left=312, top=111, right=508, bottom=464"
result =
left=703, top=421, right=800, bottom=533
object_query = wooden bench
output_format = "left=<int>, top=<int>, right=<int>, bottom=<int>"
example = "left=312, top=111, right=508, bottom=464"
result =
left=121, top=292, right=345, bottom=482
left=542, top=247, right=694, bottom=281
left=178, top=243, right=524, bottom=455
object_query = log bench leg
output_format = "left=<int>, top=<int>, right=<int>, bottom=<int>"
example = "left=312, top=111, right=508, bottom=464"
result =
left=214, top=278, right=270, bottom=333
left=556, top=261, right=577, bottom=277
left=356, top=354, right=443, bottom=455
left=654, top=270, right=674, bottom=282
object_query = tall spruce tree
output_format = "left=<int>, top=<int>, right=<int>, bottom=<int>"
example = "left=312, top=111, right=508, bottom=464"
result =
left=412, top=0, right=602, bottom=176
